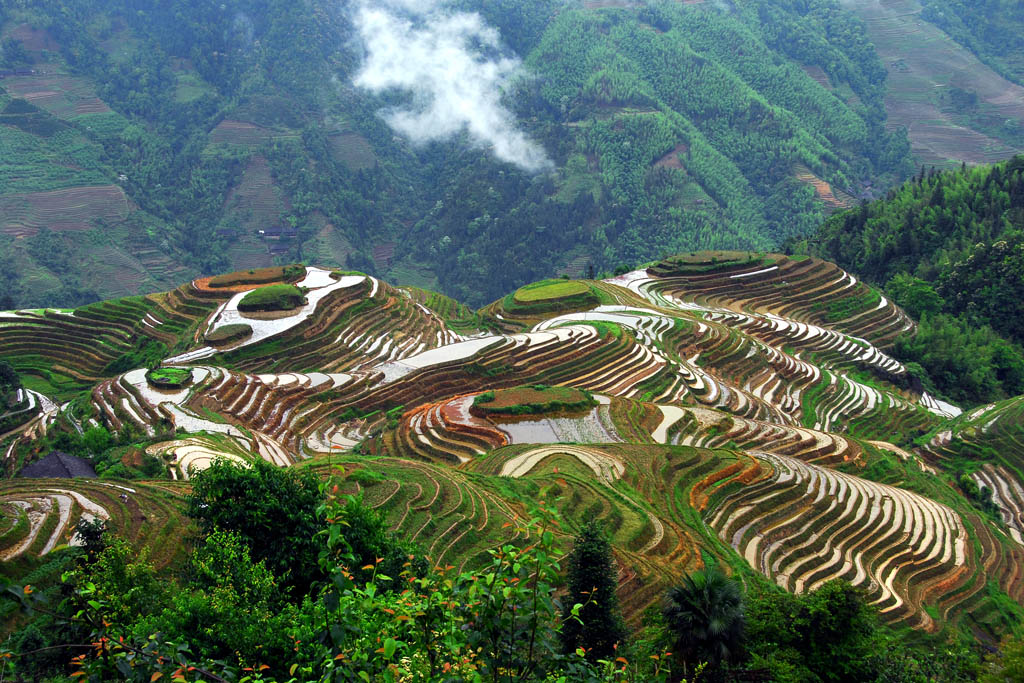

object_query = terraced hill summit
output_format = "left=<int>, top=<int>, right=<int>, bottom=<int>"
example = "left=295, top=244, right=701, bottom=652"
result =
left=3, top=252, right=1024, bottom=640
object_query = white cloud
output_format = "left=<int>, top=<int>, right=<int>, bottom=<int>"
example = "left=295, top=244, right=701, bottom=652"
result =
left=352, top=2, right=552, bottom=171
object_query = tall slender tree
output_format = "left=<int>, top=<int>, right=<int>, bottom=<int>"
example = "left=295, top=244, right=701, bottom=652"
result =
left=560, top=520, right=626, bottom=660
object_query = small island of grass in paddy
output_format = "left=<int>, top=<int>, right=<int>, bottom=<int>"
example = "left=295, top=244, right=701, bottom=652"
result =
left=145, top=366, right=193, bottom=389
left=471, top=384, right=598, bottom=416
left=237, top=284, right=306, bottom=313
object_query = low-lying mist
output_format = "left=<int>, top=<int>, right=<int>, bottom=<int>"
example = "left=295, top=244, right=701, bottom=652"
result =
left=352, top=0, right=552, bottom=172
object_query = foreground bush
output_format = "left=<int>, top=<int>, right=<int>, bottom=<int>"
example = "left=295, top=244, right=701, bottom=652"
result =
left=5, top=499, right=678, bottom=683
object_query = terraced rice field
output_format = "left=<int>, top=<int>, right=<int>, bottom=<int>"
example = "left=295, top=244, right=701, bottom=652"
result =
left=328, top=132, right=377, bottom=170
left=0, top=479, right=190, bottom=570
left=794, top=164, right=855, bottom=211
left=0, top=185, right=130, bottom=236
left=4, top=252, right=1024, bottom=633
left=224, top=156, right=286, bottom=231
left=0, top=72, right=111, bottom=119
left=840, top=0, right=1024, bottom=165
left=209, top=120, right=276, bottom=146
left=708, top=452, right=968, bottom=630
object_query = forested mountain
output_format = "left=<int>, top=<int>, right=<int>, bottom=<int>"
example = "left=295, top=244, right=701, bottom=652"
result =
left=0, top=0, right=916, bottom=308
left=803, top=155, right=1024, bottom=404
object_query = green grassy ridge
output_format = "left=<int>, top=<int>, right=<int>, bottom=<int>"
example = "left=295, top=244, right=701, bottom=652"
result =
left=207, top=264, right=305, bottom=288
left=513, top=279, right=593, bottom=303
left=648, top=252, right=773, bottom=277
left=499, top=279, right=603, bottom=317
left=145, top=367, right=191, bottom=388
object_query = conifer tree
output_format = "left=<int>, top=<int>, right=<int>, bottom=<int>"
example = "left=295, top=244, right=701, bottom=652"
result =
left=560, top=520, right=626, bottom=660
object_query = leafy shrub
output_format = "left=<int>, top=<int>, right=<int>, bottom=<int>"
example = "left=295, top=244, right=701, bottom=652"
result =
left=56, top=505, right=675, bottom=682
left=187, top=459, right=325, bottom=596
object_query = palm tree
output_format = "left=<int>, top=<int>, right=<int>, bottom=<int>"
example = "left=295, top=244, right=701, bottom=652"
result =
left=662, top=565, right=745, bottom=679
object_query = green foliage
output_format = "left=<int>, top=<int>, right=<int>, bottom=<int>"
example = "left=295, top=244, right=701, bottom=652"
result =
left=74, top=517, right=108, bottom=565
left=893, top=314, right=1024, bottom=404
left=942, top=234, right=1024, bottom=343
left=136, top=530, right=297, bottom=671
left=81, top=425, right=112, bottom=456
left=809, top=156, right=1024, bottom=403
left=186, top=459, right=324, bottom=596
left=0, top=359, right=20, bottom=401
left=320, top=494, right=426, bottom=586
left=237, top=284, right=305, bottom=312
left=746, top=580, right=879, bottom=682
left=73, top=539, right=165, bottom=626
left=980, top=631, right=1024, bottom=682
left=560, top=520, right=626, bottom=661
left=886, top=273, right=945, bottom=320
left=50, top=510, right=674, bottom=682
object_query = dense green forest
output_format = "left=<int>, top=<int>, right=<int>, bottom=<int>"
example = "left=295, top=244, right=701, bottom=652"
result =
left=0, top=0, right=913, bottom=307
left=802, top=155, right=1024, bottom=404
left=920, top=0, right=1024, bottom=86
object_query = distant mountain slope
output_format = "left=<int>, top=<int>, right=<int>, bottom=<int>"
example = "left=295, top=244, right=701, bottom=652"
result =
left=919, top=0, right=1024, bottom=86
left=0, top=0, right=1019, bottom=310
left=0, top=0, right=911, bottom=309
left=839, top=0, right=1024, bottom=167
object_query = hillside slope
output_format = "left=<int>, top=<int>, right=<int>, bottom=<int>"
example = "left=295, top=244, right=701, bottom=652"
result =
left=803, top=155, right=1024, bottom=404
left=0, top=0, right=924, bottom=308
left=4, top=253, right=1024, bottom=641
left=841, top=0, right=1024, bottom=168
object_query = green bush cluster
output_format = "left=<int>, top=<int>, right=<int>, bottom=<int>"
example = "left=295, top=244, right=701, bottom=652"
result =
left=807, top=156, right=1024, bottom=404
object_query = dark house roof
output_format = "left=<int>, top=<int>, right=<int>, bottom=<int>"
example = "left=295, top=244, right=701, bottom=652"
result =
left=18, top=451, right=97, bottom=479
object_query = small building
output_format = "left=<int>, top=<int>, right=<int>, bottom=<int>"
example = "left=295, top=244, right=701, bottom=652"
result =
left=18, top=451, right=97, bottom=479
